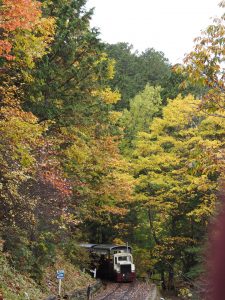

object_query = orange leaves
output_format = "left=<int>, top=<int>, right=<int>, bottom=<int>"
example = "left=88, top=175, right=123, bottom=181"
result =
left=1, top=0, right=41, bottom=32
left=36, top=137, right=74, bottom=199
left=0, top=0, right=42, bottom=59
left=41, top=170, right=72, bottom=198
left=0, top=0, right=55, bottom=63
left=0, top=40, right=13, bottom=60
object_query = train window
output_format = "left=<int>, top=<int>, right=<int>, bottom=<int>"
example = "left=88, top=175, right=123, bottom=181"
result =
left=118, top=256, right=128, bottom=261
left=115, top=257, right=117, bottom=264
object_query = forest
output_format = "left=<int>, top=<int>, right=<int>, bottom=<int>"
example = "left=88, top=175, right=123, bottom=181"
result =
left=0, top=0, right=224, bottom=299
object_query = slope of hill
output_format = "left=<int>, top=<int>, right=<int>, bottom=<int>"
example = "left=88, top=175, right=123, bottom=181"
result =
left=0, top=251, right=95, bottom=300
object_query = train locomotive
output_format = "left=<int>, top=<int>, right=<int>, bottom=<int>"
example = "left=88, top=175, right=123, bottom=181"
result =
left=81, top=243, right=136, bottom=282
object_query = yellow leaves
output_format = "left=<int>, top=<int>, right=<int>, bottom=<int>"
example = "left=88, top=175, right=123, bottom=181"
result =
left=0, top=115, right=43, bottom=169
left=187, top=194, right=217, bottom=221
left=134, top=150, right=180, bottom=177
left=99, top=171, right=134, bottom=204
left=160, top=95, right=201, bottom=130
left=35, top=17, right=55, bottom=44
left=53, top=99, right=64, bottom=109
left=189, top=175, right=217, bottom=194
left=149, top=117, right=166, bottom=136
left=96, top=52, right=108, bottom=63
left=1, top=106, right=38, bottom=123
left=181, top=10, right=225, bottom=115
left=200, top=113, right=225, bottom=137
left=113, top=238, right=125, bottom=245
left=64, top=143, right=89, bottom=165
left=92, top=87, right=121, bottom=104
left=0, top=115, right=43, bottom=141
left=106, top=58, right=116, bottom=79
left=60, top=128, right=91, bottom=167
left=100, top=205, right=128, bottom=216
left=60, top=211, right=80, bottom=226
left=13, top=17, right=55, bottom=69
left=108, top=111, right=122, bottom=124
left=133, top=92, right=224, bottom=250
left=59, top=126, right=134, bottom=219
left=153, top=237, right=196, bottom=262
left=94, top=53, right=116, bottom=80
left=159, top=136, right=176, bottom=150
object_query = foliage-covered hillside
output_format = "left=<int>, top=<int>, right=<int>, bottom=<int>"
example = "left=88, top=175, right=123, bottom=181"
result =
left=0, top=0, right=132, bottom=294
left=0, top=246, right=94, bottom=299
left=0, top=0, right=224, bottom=299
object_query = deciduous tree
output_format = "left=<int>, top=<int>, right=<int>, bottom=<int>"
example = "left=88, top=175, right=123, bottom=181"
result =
left=132, top=95, right=224, bottom=288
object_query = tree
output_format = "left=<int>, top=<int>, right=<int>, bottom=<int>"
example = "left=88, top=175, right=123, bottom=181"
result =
left=0, top=0, right=58, bottom=277
left=0, top=0, right=54, bottom=65
left=181, top=1, right=225, bottom=116
left=181, top=4, right=225, bottom=297
left=160, top=69, right=206, bottom=105
left=140, top=48, right=170, bottom=86
left=132, top=95, right=224, bottom=289
left=10, top=0, right=135, bottom=257
left=105, top=43, right=170, bottom=110
left=0, top=0, right=41, bottom=60
left=120, top=84, right=162, bottom=152
left=23, top=0, right=116, bottom=125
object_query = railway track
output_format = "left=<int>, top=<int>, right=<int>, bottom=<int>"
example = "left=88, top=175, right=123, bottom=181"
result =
left=97, top=283, right=120, bottom=300
left=93, top=280, right=157, bottom=300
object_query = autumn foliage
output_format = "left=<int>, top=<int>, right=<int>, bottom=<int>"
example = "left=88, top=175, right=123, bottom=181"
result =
left=0, top=0, right=42, bottom=59
left=0, top=0, right=224, bottom=297
left=1, top=0, right=41, bottom=31
left=0, top=0, right=133, bottom=284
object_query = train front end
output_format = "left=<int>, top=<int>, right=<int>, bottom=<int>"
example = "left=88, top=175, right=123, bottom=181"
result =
left=113, top=252, right=136, bottom=282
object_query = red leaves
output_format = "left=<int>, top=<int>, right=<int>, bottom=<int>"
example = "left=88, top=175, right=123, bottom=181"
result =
left=0, top=0, right=42, bottom=59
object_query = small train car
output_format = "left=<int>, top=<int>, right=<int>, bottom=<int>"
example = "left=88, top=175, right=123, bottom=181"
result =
left=81, top=243, right=136, bottom=282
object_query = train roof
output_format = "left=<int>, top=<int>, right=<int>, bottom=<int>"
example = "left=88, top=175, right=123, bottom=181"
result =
left=80, top=243, right=132, bottom=252
left=79, top=243, right=97, bottom=249
left=92, top=244, right=132, bottom=252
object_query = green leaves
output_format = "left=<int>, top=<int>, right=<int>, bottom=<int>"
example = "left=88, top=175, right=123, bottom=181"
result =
left=105, top=43, right=170, bottom=110
left=120, top=85, right=162, bottom=153
left=24, top=0, right=114, bottom=124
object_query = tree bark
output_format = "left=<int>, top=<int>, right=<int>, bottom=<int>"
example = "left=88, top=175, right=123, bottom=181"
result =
left=148, top=207, right=160, bottom=245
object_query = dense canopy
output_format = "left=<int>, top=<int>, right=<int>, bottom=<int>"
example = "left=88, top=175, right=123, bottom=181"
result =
left=0, top=1, right=224, bottom=299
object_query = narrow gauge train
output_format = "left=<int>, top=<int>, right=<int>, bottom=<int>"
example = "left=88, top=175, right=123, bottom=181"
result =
left=81, top=244, right=136, bottom=282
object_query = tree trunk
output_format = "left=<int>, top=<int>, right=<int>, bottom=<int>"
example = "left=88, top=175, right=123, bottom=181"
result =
left=168, top=266, right=175, bottom=290
left=161, top=271, right=166, bottom=290
left=148, top=208, right=160, bottom=245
